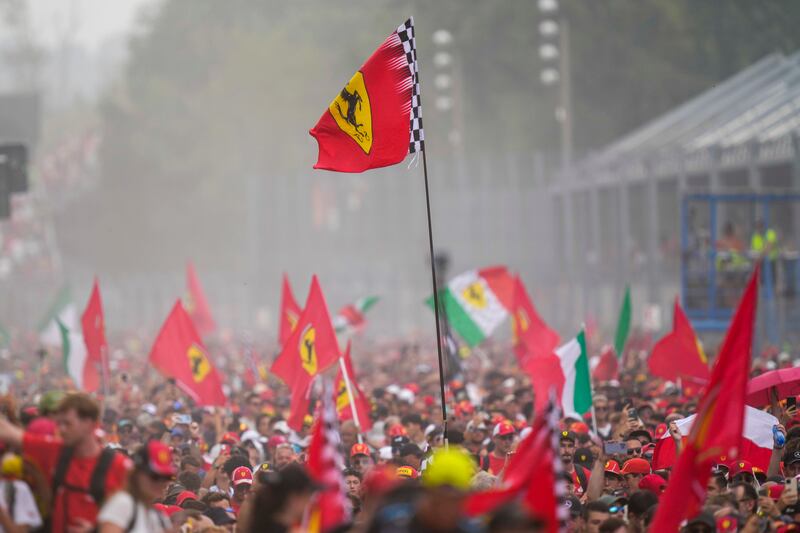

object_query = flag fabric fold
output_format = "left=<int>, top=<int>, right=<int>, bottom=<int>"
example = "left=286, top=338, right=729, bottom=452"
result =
left=591, top=345, right=618, bottom=382
left=649, top=298, right=709, bottom=382
left=280, top=274, right=302, bottom=347
left=427, top=266, right=514, bottom=347
left=80, top=279, right=108, bottom=393
left=149, top=301, right=226, bottom=406
left=185, top=262, right=217, bottom=336
left=334, top=342, right=372, bottom=431
left=650, top=266, right=760, bottom=532
left=333, top=296, right=379, bottom=334
left=310, top=18, right=423, bottom=172
left=305, top=383, right=349, bottom=533
left=271, top=276, right=340, bottom=430
left=511, top=276, right=559, bottom=365
left=555, top=330, right=592, bottom=418
left=613, top=286, right=631, bottom=359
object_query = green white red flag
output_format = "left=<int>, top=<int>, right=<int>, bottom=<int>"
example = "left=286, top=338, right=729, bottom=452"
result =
left=333, top=296, right=379, bottom=334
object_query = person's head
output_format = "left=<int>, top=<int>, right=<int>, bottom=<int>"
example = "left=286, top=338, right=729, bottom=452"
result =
left=177, top=471, right=201, bottom=493
left=202, top=492, right=230, bottom=510
left=593, top=395, right=609, bottom=424
left=349, top=443, right=374, bottom=475
left=231, top=466, right=253, bottom=502
left=398, top=443, right=424, bottom=471
left=682, top=511, right=715, bottom=533
left=465, top=420, right=488, bottom=445
left=492, top=421, right=516, bottom=456
left=784, top=449, right=800, bottom=478
left=417, top=449, right=476, bottom=531
left=621, top=459, right=650, bottom=492
left=180, top=455, right=202, bottom=475
left=343, top=468, right=362, bottom=498
left=706, top=472, right=728, bottom=497
left=401, top=413, right=424, bottom=440
left=559, top=431, right=576, bottom=465
left=247, top=463, right=319, bottom=529
left=732, top=482, right=757, bottom=515
left=339, top=421, right=358, bottom=452
left=603, top=461, right=623, bottom=492
left=255, top=414, right=271, bottom=437
left=582, top=501, right=610, bottom=533
left=54, top=393, right=100, bottom=447
left=487, top=503, right=546, bottom=533
left=131, top=440, right=177, bottom=503
left=598, top=517, right=628, bottom=533
left=627, top=490, right=658, bottom=525
left=274, top=443, right=296, bottom=470
left=624, top=439, right=643, bottom=458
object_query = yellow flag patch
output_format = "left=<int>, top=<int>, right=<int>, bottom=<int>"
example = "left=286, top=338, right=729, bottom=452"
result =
left=187, top=344, right=211, bottom=383
left=330, top=71, right=373, bottom=154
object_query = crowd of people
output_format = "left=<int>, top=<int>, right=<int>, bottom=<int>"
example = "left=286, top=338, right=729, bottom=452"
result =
left=0, top=328, right=796, bottom=532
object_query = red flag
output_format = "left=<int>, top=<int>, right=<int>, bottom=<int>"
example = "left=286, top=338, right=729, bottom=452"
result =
left=512, top=276, right=559, bottom=365
left=649, top=298, right=709, bottom=382
left=185, top=262, right=216, bottom=336
left=305, top=387, right=349, bottom=532
left=280, top=274, right=302, bottom=347
left=334, top=342, right=372, bottom=431
left=271, top=276, right=340, bottom=430
left=79, top=279, right=106, bottom=393
left=650, top=266, right=759, bottom=532
left=149, top=301, right=226, bottom=406
left=310, top=19, right=423, bottom=173
left=464, top=402, right=564, bottom=532
left=592, top=345, right=619, bottom=382
left=524, top=354, right=565, bottom=416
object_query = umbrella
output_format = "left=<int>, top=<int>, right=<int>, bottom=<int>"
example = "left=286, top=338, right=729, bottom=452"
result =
left=746, top=367, right=800, bottom=407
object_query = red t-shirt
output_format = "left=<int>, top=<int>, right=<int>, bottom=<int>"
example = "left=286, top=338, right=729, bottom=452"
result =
left=487, top=453, right=508, bottom=476
left=23, top=432, right=131, bottom=533
left=568, top=465, right=592, bottom=496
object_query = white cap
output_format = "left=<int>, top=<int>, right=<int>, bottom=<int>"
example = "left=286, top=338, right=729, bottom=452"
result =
left=378, top=446, right=393, bottom=460
left=272, top=421, right=291, bottom=435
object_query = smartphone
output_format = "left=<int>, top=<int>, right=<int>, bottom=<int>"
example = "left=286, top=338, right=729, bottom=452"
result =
left=175, top=414, right=192, bottom=425
left=628, top=408, right=638, bottom=420
left=786, top=477, right=798, bottom=494
left=788, top=397, right=797, bottom=410
left=604, top=441, right=628, bottom=455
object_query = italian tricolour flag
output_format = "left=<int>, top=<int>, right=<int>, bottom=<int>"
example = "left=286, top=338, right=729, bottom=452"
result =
left=39, top=287, right=90, bottom=390
left=556, top=330, right=592, bottom=418
left=429, top=267, right=513, bottom=347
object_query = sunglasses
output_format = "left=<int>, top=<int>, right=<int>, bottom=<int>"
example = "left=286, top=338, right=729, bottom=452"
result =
left=627, top=447, right=643, bottom=455
left=497, top=435, right=514, bottom=441
left=147, top=472, right=173, bottom=482
left=609, top=505, right=624, bottom=513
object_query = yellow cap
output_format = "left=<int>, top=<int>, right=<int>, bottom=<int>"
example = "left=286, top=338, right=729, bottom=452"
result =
left=1, top=454, right=22, bottom=478
left=422, top=448, right=476, bottom=490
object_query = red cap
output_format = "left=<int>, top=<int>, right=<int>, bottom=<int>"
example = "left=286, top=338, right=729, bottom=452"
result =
left=570, top=422, right=590, bottom=434
left=405, top=384, right=420, bottom=394
left=621, top=458, right=651, bottom=475
left=730, top=460, right=754, bottom=476
left=268, top=435, right=287, bottom=448
left=388, top=425, right=407, bottom=437
left=220, top=432, right=240, bottom=444
left=514, top=420, right=528, bottom=431
left=351, top=443, right=371, bottom=457
left=638, top=473, right=666, bottom=495
left=231, top=466, right=253, bottom=486
left=604, top=460, right=622, bottom=476
left=363, top=465, right=401, bottom=495
left=423, top=395, right=435, bottom=407
left=154, top=503, right=183, bottom=517
left=493, top=421, right=515, bottom=437
left=144, top=440, right=177, bottom=477
left=396, top=466, right=419, bottom=479
left=491, top=414, right=506, bottom=426
left=27, top=418, right=57, bottom=436
left=717, top=516, right=739, bottom=533
left=176, top=491, right=198, bottom=506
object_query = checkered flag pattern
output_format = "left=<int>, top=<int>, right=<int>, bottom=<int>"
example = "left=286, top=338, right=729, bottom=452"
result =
left=397, top=18, right=425, bottom=153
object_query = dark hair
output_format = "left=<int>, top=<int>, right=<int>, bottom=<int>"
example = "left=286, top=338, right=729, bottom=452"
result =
left=447, top=429, right=465, bottom=445
left=627, top=490, right=658, bottom=517
left=342, top=468, right=361, bottom=480
left=599, top=517, right=627, bottom=533
left=177, top=471, right=201, bottom=492
left=583, top=500, right=610, bottom=520
left=710, top=473, right=728, bottom=491
left=56, top=393, right=100, bottom=421
left=732, top=482, right=758, bottom=502
left=401, top=414, right=423, bottom=427
left=245, top=464, right=318, bottom=531
left=180, top=455, right=202, bottom=469
left=222, top=455, right=251, bottom=477
left=201, top=492, right=230, bottom=506
left=488, top=504, right=546, bottom=532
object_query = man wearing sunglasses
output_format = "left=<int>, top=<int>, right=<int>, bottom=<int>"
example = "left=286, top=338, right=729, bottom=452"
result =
left=621, top=458, right=651, bottom=493
left=560, top=431, right=591, bottom=496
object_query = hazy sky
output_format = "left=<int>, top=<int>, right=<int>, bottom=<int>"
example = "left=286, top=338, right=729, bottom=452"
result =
left=28, top=0, right=159, bottom=51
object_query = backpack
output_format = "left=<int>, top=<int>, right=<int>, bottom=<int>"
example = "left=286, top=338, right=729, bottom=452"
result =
left=574, top=465, right=588, bottom=492
left=42, top=447, right=118, bottom=533
left=4, top=481, right=15, bottom=521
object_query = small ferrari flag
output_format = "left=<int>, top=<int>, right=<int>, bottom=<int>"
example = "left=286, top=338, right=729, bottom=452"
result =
left=279, top=274, right=302, bottom=347
left=80, top=278, right=108, bottom=392
left=334, top=341, right=372, bottom=431
left=310, top=18, right=424, bottom=172
left=149, top=301, right=226, bottom=406
left=271, top=276, right=340, bottom=430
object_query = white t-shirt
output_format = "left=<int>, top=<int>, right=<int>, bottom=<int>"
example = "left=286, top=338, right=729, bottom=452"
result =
left=0, top=479, right=42, bottom=532
left=98, top=492, right=170, bottom=533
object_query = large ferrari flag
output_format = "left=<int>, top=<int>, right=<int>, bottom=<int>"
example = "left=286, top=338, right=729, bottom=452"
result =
left=310, top=18, right=424, bottom=172
left=149, top=301, right=226, bottom=406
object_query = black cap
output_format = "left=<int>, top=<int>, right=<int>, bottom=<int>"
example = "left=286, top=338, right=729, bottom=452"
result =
left=398, top=444, right=425, bottom=458
left=686, top=511, right=715, bottom=529
left=574, top=447, right=594, bottom=468
left=204, top=507, right=236, bottom=525
left=785, top=449, right=800, bottom=466
left=559, top=430, right=576, bottom=443
left=563, top=495, right=583, bottom=517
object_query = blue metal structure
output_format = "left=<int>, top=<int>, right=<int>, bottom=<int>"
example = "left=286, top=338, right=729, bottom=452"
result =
left=681, top=193, right=800, bottom=344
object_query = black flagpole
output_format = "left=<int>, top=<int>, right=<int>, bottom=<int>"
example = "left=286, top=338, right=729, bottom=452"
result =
left=420, top=147, right=449, bottom=444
